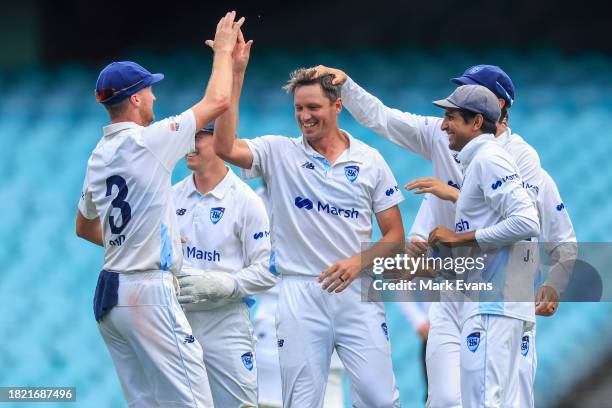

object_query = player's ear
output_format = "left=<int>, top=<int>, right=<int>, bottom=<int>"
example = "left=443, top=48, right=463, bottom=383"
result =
left=334, top=97, right=343, bottom=115
left=129, top=92, right=140, bottom=107
left=474, top=114, right=484, bottom=131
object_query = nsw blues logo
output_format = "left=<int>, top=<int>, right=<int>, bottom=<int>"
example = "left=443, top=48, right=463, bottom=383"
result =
left=210, top=207, right=225, bottom=224
left=241, top=351, right=254, bottom=371
left=344, top=165, right=360, bottom=182
left=521, top=335, right=529, bottom=357
left=467, top=332, right=480, bottom=352
left=381, top=322, right=389, bottom=341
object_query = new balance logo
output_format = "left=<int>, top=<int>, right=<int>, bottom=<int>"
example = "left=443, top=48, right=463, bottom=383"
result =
left=176, top=208, right=187, bottom=216
left=385, top=185, right=399, bottom=196
left=301, top=161, right=315, bottom=170
left=295, top=196, right=314, bottom=210
left=184, top=335, right=195, bottom=344
left=277, top=339, right=284, bottom=347
left=253, top=231, right=270, bottom=240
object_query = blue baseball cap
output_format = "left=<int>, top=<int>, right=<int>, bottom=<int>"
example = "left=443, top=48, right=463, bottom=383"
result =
left=95, top=61, right=164, bottom=106
left=433, top=85, right=501, bottom=124
left=451, top=65, right=515, bottom=106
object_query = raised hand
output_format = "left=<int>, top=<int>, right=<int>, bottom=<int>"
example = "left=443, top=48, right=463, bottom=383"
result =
left=207, top=11, right=245, bottom=54
left=313, top=65, right=348, bottom=85
left=232, top=29, right=253, bottom=74
left=405, top=177, right=460, bottom=203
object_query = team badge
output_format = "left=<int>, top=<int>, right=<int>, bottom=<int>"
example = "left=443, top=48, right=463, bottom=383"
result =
left=467, top=332, right=480, bottom=352
left=210, top=207, right=225, bottom=224
left=241, top=352, right=254, bottom=371
left=521, top=335, right=529, bottom=357
left=344, top=165, right=360, bottom=182
left=381, top=322, right=389, bottom=341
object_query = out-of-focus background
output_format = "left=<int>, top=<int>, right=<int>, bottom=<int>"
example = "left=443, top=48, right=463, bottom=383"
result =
left=1, top=1, right=611, bottom=407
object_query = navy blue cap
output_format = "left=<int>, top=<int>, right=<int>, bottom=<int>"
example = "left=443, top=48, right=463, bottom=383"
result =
left=433, top=85, right=501, bottom=124
left=198, top=120, right=215, bottom=134
left=95, top=61, right=164, bottom=106
left=451, top=65, right=515, bottom=106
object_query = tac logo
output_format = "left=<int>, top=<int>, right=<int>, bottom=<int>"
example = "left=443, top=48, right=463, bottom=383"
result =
left=381, top=322, right=389, bottom=341
left=467, top=332, right=480, bottom=352
left=491, top=173, right=519, bottom=190
left=556, top=203, right=565, bottom=211
left=170, top=121, right=180, bottom=132
left=176, top=208, right=187, bottom=216
left=295, top=196, right=314, bottom=210
left=385, top=185, right=400, bottom=196
left=447, top=180, right=460, bottom=190
left=253, top=231, right=270, bottom=240
left=344, top=165, right=360, bottom=182
left=452, top=153, right=461, bottom=164
left=277, top=339, right=284, bottom=348
left=241, top=352, right=254, bottom=371
left=301, top=161, right=315, bottom=170
left=521, top=335, right=529, bottom=357
left=210, top=207, right=225, bottom=224
left=184, top=335, right=195, bottom=344
left=455, top=218, right=470, bottom=232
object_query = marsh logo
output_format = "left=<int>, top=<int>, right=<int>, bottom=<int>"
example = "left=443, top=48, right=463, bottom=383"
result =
left=294, top=196, right=314, bottom=210
left=210, top=207, right=225, bottom=224
left=301, top=161, right=315, bottom=170
left=176, top=208, right=187, bottom=216
left=448, top=180, right=460, bottom=190
left=385, top=185, right=400, bottom=196
left=521, top=335, right=529, bottom=357
left=523, top=182, right=540, bottom=195
left=455, top=218, right=470, bottom=232
left=253, top=231, right=270, bottom=240
left=344, top=165, right=360, bottom=182
left=556, top=203, right=565, bottom=211
left=294, top=196, right=359, bottom=219
left=467, top=332, right=480, bottom=352
left=241, top=352, right=254, bottom=371
left=491, top=173, right=519, bottom=190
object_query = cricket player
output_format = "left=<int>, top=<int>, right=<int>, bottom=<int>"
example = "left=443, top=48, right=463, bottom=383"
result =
left=75, top=11, right=244, bottom=407
left=172, top=120, right=278, bottom=407
left=204, top=33, right=404, bottom=406
left=427, top=85, right=540, bottom=406
left=253, top=187, right=347, bottom=408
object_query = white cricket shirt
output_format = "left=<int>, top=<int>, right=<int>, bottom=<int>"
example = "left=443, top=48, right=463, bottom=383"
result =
left=341, top=77, right=462, bottom=233
left=78, top=110, right=196, bottom=273
left=173, top=168, right=274, bottom=301
left=243, top=132, right=404, bottom=277
left=455, top=134, right=540, bottom=322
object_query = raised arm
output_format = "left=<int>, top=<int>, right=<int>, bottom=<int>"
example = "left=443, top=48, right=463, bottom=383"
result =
left=314, top=65, right=439, bottom=160
left=212, top=29, right=255, bottom=169
left=190, top=11, right=244, bottom=131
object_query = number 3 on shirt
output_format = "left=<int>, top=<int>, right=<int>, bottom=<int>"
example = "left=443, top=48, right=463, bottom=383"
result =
left=105, top=175, right=132, bottom=234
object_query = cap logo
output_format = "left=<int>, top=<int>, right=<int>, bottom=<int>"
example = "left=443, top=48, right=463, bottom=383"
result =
left=468, top=66, right=484, bottom=74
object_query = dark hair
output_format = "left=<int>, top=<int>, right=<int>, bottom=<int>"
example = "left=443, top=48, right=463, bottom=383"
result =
left=499, top=103, right=510, bottom=124
left=283, top=67, right=341, bottom=102
left=457, top=109, right=498, bottom=134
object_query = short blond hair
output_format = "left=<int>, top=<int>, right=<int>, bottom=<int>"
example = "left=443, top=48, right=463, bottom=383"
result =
left=283, top=67, right=341, bottom=102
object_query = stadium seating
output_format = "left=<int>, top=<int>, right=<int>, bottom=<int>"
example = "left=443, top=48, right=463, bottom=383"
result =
left=0, top=49, right=610, bottom=408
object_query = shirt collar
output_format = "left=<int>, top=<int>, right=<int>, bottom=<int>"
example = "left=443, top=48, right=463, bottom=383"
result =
left=187, top=167, right=236, bottom=200
left=297, top=130, right=368, bottom=165
left=495, top=127, right=512, bottom=146
left=457, top=133, right=496, bottom=169
left=103, top=121, right=141, bottom=137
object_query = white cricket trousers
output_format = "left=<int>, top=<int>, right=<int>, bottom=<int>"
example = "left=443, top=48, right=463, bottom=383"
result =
left=254, top=290, right=346, bottom=408
left=276, top=276, right=400, bottom=408
left=186, top=302, right=258, bottom=407
left=98, top=271, right=213, bottom=408
left=425, top=301, right=462, bottom=408
left=460, top=314, right=526, bottom=408
left=518, top=323, right=536, bottom=408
